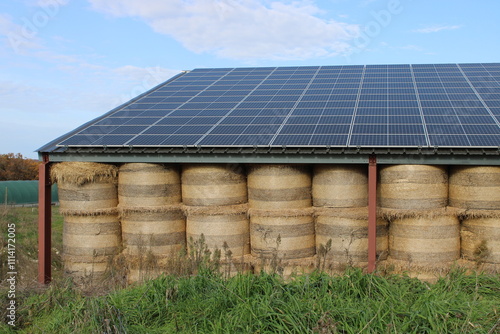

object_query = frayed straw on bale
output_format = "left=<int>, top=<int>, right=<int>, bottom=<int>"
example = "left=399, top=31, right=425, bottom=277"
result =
left=118, top=163, right=181, bottom=207
left=248, top=164, right=312, bottom=210
left=186, top=207, right=250, bottom=257
left=120, top=208, right=186, bottom=257
left=63, top=214, right=121, bottom=278
left=388, top=212, right=460, bottom=266
left=461, top=214, right=500, bottom=266
left=51, top=162, right=119, bottom=212
left=315, top=207, right=388, bottom=267
left=312, top=165, right=367, bottom=208
left=182, top=164, right=247, bottom=206
left=183, top=203, right=248, bottom=216
left=250, top=209, right=315, bottom=260
left=378, top=165, right=448, bottom=210
left=449, top=166, right=500, bottom=210
left=51, top=161, right=118, bottom=186
left=378, top=206, right=460, bottom=222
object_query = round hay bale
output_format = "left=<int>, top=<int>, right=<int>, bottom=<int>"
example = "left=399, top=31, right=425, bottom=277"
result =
left=312, top=165, right=367, bottom=208
left=248, top=165, right=311, bottom=210
left=121, top=208, right=186, bottom=257
left=379, top=165, right=448, bottom=210
left=449, top=166, right=500, bottom=210
left=186, top=206, right=250, bottom=257
left=118, top=163, right=181, bottom=207
left=250, top=210, right=315, bottom=260
left=461, top=214, right=500, bottom=265
left=388, top=214, right=460, bottom=265
left=315, top=208, right=388, bottom=266
left=63, top=214, right=121, bottom=278
left=182, top=164, right=247, bottom=206
left=51, top=162, right=118, bottom=213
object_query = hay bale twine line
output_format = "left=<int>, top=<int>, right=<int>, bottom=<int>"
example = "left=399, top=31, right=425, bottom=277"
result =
left=182, top=164, right=247, bottom=206
left=379, top=165, right=448, bottom=210
left=449, top=166, right=500, bottom=210
left=312, top=165, right=368, bottom=208
left=248, top=165, right=311, bottom=210
left=119, top=163, right=181, bottom=207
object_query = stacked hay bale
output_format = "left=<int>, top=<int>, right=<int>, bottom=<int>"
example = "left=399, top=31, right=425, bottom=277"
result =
left=449, top=166, right=500, bottom=273
left=248, top=165, right=315, bottom=275
left=380, top=165, right=459, bottom=281
left=51, top=162, right=120, bottom=281
left=312, top=165, right=388, bottom=272
left=118, top=163, right=184, bottom=282
left=182, top=164, right=250, bottom=274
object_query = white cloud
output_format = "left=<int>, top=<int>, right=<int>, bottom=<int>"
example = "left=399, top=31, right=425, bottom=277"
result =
left=412, top=25, right=462, bottom=34
left=88, top=0, right=360, bottom=61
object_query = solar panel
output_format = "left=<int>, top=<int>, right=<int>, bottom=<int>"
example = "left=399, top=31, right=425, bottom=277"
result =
left=47, top=63, right=500, bottom=150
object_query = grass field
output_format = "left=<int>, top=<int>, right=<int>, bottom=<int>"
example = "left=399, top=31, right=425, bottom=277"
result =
left=1, top=206, right=499, bottom=333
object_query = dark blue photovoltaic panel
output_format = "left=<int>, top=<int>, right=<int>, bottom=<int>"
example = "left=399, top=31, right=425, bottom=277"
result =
left=47, top=63, right=500, bottom=150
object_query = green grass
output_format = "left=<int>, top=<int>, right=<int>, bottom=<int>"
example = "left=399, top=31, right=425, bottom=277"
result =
left=1, top=206, right=499, bottom=333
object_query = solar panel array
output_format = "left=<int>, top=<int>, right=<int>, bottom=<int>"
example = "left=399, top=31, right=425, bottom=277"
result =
left=56, top=63, right=500, bottom=148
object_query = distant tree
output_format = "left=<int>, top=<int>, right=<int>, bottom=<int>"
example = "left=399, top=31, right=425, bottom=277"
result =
left=0, top=153, right=39, bottom=181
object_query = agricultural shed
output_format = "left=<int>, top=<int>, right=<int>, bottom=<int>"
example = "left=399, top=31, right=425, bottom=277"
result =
left=37, top=63, right=500, bottom=284
left=0, top=181, right=58, bottom=205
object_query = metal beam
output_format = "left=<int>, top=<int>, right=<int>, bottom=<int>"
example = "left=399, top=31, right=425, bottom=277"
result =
left=367, top=155, right=377, bottom=273
left=45, top=152, right=500, bottom=165
left=38, top=154, right=52, bottom=284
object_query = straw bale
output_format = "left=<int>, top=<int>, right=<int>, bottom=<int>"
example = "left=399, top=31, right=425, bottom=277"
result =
left=118, top=163, right=181, bottom=207
left=379, top=165, right=448, bottom=210
left=248, top=164, right=312, bottom=210
left=389, top=215, right=460, bottom=265
left=449, top=166, right=500, bottom=210
left=187, top=211, right=250, bottom=257
left=121, top=209, right=185, bottom=256
left=315, top=208, right=388, bottom=265
left=51, top=162, right=118, bottom=186
left=63, top=214, right=121, bottom=257
left=461, top=215, right=500, bottom=264
left=63, top=213, right=121, bottom=278
left=58, top=181, right=118, bottom=212
left=250, top=213, right=315, bottom=260
left=182, top=164, right=247, bottom=206
left=312, top=165, right=368, bottom=208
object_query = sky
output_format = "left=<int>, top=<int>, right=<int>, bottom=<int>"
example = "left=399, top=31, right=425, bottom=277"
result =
left=1, top=0, right=499, bottom=159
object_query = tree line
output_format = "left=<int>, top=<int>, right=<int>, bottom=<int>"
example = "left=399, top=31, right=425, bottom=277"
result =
left=0, top=153, right=39, bottom=181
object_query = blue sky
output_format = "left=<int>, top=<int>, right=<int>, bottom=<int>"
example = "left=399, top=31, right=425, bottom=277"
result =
left=1, top=0, right=499, bottom=159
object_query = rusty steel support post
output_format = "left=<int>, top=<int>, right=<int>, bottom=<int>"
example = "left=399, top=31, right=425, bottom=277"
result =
left=367, top=155, right=377, bottom=273
left=38, top=154, right=52, bottom=284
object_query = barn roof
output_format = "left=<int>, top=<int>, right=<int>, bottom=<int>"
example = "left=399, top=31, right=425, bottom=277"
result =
left=38, top=63, right=500, bottom=165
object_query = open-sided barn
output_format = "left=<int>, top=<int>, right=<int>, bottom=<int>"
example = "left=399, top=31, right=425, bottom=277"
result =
left=37, top=63, right=500, bottom=283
